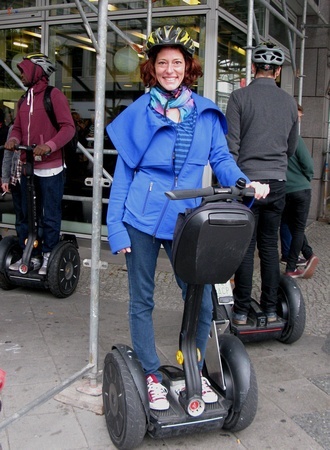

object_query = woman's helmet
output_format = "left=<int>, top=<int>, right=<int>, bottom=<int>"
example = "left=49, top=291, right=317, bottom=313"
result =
left=146, top=26, right=195, bottom=56
left=252, top=43, right=285, bottom=67
left=23, top=53, right=56, bottom=77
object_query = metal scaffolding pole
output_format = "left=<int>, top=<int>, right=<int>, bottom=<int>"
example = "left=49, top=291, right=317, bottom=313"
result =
left=281, top=0, right=296, bottom=75
left=246, top=0, right=254, bottom=86
left=82, top=0, right=108, bottom=386
left=298, top=0, right=308, bottom=111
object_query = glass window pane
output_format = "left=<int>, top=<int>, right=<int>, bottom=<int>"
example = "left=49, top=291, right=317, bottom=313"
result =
left=269, top=1, right=294, bottom=48
left=216, top=18, right=247, bottom=113
left=0, top=26, right=41, bottom=106
left=219, top=0, right=265, bottom=32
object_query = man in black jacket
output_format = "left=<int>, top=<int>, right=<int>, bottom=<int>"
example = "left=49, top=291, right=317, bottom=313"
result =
left=226, top=43, right=298, bottom=325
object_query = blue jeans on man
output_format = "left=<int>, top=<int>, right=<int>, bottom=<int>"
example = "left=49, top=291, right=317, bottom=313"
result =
left=19, top=170, right=65, bottom=254
left=125, top=223, right=213, bottom=382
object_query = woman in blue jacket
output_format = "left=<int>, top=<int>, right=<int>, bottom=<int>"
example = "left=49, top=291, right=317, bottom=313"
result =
left=106, top=26, right=269, bottom=411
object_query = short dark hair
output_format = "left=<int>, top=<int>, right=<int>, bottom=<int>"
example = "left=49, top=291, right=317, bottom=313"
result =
left=140, top=45, right=203, bottom=88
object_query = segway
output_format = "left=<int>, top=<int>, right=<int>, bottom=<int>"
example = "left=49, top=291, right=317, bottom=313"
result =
left=0, top=145, right=80, bottom=298
left=102, top=181, right=258, bottom=449
left=213, top=271, right=306, bottom=344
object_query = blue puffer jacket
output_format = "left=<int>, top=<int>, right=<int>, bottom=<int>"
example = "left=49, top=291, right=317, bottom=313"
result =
left=106, top=92, right=250, bottom=254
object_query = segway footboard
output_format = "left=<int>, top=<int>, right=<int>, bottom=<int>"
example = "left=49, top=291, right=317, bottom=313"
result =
left=148, top=365, right=230, bottom=440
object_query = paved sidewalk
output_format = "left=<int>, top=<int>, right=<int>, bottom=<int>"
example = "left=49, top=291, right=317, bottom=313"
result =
left=0, top=220, right=329, bottom=450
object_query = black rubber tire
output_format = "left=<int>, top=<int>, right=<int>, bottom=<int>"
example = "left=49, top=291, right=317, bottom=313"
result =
left=103, top=349, right=147, bottom=450
left=47, top=242, right=80, bottom=298
left=0, top=236, right=21, bottom=291
left=218, top=336, right=258, bottom=432
left=277, top=275, right=306, bottom=344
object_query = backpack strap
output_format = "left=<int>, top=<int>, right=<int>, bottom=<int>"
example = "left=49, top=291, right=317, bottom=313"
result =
left=43, top=85, right=59, bottom=131
left=43, top=85, right=66, bottom=165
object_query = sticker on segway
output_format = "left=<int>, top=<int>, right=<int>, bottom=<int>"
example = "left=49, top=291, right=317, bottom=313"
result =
left=215, top=280, right=232, bottom=301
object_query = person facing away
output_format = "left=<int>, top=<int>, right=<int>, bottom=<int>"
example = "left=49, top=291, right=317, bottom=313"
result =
left=106, top=25, right=269, bottom=411
left=280, top=104, right=318, bottom=279
left=226, top=42, right=299, bottom=326
left=4, top=53, right=75, bottom=275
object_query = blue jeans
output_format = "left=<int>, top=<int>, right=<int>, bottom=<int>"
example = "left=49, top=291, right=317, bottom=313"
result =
left=125, top=224, right=213, bottom=381
left=20, top=171, right=65, bottom=254
left=281, top=189, right=313, bottom=271
left=280, top=220, right=291, bottom=259
left=233, top=180, right=286, bottom=315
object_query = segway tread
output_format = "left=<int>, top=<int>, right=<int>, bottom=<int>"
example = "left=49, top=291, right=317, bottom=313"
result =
left=103, top=349, right=147, bottom=450
left=47, top=242, right=80, bottom=298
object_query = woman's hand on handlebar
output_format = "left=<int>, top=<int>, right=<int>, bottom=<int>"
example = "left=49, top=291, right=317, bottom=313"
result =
left=247, top=181, right=270, bottom=200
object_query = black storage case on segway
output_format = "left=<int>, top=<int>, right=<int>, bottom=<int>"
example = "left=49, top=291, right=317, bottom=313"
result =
left=172, top=201, right=255, bottom=285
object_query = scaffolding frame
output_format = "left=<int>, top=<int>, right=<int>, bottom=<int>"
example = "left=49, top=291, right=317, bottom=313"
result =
left=0, top=0, right=328, bottom=432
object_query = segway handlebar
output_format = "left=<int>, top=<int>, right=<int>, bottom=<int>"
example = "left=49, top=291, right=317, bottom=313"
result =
left=165, top=184, right=254, bottom=201
left=0, top=145, right=36, bottom=151
left=14, top=145, right=36, bottom=152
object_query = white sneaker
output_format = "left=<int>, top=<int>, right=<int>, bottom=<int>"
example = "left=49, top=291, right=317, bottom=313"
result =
left=9, top=257, right=41, bottom=271
left=146, top=374, right=169, bottom=411
left=38, top=252, right=50, bottom=275
left=175, top=375, right=218, bottom=404
left=201, top=376, right=218, bottom=403
left=9, top=258, right=22, bottom=271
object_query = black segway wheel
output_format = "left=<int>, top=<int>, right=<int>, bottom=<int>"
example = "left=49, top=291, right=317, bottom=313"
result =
left=103, top=349, right=147, bottom=450
left=277, top=274, right=306, bottom=344
left=0, top=236, right=21, bottom=290
left=47, top=242, right=80, bottom=298
left=217, top=335, right=258, bottom=432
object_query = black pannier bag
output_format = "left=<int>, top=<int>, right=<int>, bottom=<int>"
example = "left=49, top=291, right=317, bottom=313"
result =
left=172, top=202, right=255, bottom=285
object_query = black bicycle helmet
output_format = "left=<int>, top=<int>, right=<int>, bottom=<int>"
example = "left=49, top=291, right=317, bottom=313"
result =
left=146, top=26, right=195, bottom=56
left=23, top=53, right=56, bottom=77
left=252, top=43, right=285, bottom=68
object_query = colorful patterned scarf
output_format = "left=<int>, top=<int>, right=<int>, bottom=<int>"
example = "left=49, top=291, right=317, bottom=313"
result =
left=150, top=85, right=195, bottom=122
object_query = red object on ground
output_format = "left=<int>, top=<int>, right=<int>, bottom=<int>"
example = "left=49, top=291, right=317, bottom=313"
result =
left=0, top=369, right=6, bottom=391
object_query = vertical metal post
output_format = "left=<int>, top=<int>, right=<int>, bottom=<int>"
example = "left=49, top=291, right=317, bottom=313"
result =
left=298, top=0, right=307, bottom=108
left=146, top=0, right=153, bottom=38
left=88, top=0, right=108, bottom=384
left=246, top=0, right=254, bottom=86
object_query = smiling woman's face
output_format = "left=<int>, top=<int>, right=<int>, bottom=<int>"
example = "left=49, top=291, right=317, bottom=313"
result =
left=154, top=47, right=185, bottom=91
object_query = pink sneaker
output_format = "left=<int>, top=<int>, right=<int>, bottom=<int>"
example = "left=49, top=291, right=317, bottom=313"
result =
left=146, top=374, right=169, bottom=411
left=285, top=268, right=304, bottom=278
left=302, top=255, right=319, bottom=279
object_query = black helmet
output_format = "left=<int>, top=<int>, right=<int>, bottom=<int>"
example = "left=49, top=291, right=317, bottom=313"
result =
left=24, top=53, right=56, bottom=77
left=252, top=43, right=285, bottom=68
left=146, top=26, right=195, bottom=56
